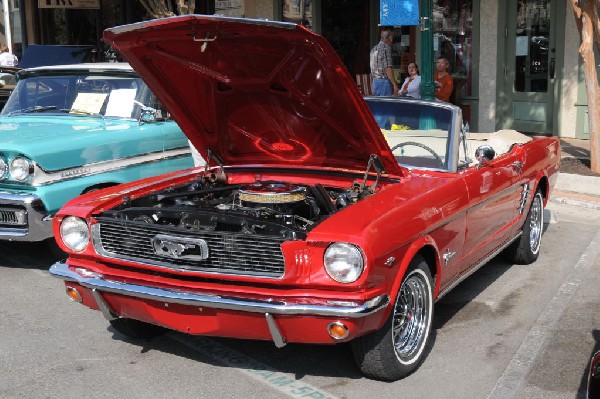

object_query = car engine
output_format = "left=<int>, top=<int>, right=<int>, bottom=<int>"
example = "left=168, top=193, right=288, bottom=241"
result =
left=97, top=175, right=372, bottom=240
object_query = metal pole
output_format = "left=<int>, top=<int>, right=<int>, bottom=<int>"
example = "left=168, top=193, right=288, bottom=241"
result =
left=2, top=0, right=12, bottom=52
left=420, top=0, right=434, bottom=100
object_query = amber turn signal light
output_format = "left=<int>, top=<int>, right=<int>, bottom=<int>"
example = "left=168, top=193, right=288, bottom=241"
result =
left=327, top=321, right=349, bottom=340
left=66, top=286, right=82, bottom=303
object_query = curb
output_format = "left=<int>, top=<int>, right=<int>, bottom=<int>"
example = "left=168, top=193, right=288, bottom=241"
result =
left=555, top=172, right=600, bottom=197
left=550, top=190, right=600, bottom=210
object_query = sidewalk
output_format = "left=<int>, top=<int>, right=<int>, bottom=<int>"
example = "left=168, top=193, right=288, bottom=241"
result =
left=552, top=138, right=600, bottom=208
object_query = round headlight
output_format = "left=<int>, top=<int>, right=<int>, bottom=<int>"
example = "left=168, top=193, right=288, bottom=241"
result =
left=10, top=157, right=33, bottom=181
left=0, top=157, right=7, bottom=179
left=324, top=243, right=364, bottom=283
left=60, top=216, right=89, bottom=252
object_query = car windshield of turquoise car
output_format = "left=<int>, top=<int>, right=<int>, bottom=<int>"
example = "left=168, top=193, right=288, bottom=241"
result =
left=1, top=74, right=161, bottom=120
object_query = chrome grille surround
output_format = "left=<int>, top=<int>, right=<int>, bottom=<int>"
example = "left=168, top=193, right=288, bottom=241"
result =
left=92, top=219, right=286, bottom=278
left=0, top=206, right=27, bottom=226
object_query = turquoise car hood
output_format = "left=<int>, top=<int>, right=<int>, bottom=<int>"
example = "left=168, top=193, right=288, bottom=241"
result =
left=0, top=115, right=169, bottom=171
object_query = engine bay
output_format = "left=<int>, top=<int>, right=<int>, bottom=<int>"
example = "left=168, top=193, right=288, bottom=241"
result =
left=97, top=172, right=378, bottom=240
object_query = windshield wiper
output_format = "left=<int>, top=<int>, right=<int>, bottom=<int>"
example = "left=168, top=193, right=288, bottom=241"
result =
left=7, top=105, right=57, bottom=115
left=63, top=108, right=104, bottom=118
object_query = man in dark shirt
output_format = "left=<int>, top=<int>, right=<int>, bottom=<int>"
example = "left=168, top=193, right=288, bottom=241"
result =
left=369, top=30, right=399, bottom=96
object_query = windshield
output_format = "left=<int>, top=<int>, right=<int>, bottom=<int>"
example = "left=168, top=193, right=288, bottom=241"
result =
left=1, top=73, right=161, bottom=119
left=366, top=99, right=454, bottom=171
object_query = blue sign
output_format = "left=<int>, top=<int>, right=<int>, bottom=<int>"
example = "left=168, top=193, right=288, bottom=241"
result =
left=380, top=0, right=419, bottom=26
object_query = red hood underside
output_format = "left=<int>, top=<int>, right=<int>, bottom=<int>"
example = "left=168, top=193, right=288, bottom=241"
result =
left=103, top=15, right=401, bottom=175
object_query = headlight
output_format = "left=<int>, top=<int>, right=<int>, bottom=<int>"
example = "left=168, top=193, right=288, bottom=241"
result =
left=9, top=157, right=33, bottom=181
left=0, top=157, right=7, bottom=179
left=60, top=216, right=89, bottom=252
left=324, top=243, right=364, bottom=283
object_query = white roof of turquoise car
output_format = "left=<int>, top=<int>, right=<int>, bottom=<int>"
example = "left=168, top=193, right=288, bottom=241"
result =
left=21, top=62, right=134, bottom=73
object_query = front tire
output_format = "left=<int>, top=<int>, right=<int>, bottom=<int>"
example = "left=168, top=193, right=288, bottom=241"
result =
left=109, top=318, right=167, bottom=339
left=352, top=255, right=433, bottom=381
left=504, top=189, right=544, bottom=264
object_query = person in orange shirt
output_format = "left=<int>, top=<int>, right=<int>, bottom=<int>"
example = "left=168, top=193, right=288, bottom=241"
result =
left=434, top=57, right=453, bottom=102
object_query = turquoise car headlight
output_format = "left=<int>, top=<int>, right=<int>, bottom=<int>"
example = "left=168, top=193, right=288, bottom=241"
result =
left=9, top=157, right=33, bottom=181
left=324, top=243, right=364, bottom=283
left=0, top=157, right=7, bottom=179
left=60, top=216, right=89, bottom=252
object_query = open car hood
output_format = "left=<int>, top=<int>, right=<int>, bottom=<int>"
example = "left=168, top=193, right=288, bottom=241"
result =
left=103, top=15, right=401, bottom=175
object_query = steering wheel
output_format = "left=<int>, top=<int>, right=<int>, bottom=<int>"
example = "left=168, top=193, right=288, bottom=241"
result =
left=391, top=141, right=444, bottom=169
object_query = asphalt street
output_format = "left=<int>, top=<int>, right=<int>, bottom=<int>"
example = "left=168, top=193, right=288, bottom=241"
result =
left=0, top=200, right=599, bottom=399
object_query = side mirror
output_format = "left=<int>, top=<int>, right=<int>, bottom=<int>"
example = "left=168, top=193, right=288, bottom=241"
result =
left=138, top=106, right=162, bottom=125
left=475, top=145, right=495, bottom=169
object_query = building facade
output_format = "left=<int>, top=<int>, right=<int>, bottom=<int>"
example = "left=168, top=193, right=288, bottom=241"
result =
left=0, top=0, right=591, bottom=138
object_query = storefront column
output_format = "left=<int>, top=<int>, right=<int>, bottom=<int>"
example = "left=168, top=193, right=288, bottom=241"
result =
left=420, top=0, right=435, bottom=100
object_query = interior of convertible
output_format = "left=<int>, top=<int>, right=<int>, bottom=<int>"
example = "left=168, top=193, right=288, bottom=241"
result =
left=366, top=99, right=532, bottom=171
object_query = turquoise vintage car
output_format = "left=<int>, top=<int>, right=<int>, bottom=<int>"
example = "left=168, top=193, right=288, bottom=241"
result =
left=0, top=63, right=193, bottom=242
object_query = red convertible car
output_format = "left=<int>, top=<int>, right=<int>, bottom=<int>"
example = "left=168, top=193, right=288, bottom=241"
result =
left=50, top=15, right=560, bottom=381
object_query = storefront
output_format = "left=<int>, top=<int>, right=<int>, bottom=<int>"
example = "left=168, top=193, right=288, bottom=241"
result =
left=4, top=0, right=589, bottom=137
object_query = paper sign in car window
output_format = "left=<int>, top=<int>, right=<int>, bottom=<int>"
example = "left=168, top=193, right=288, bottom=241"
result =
left=105, top=89, right=137, bottom=117
left=70, top=92, right=108, bottom=115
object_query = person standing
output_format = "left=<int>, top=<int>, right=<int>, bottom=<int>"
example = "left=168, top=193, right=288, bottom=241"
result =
left=399, top=63, right=421, bottom=99
left=434, top=57, right=453, bottom=102
left=369, top=30, right=399, bottom=96
left=0, top=45, right=18, bottom=67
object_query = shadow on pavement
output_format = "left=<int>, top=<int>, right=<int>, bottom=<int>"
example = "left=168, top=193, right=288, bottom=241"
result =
left=0, top=239, right=66, bottom=269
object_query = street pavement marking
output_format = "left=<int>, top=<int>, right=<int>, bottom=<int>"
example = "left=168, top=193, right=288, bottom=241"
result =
left=171, top=333, right=342, bottom=399
left=487, top=227, right=600, bottom=399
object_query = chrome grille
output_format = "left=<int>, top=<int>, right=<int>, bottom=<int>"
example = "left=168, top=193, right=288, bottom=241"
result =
left=92, top=219, right=286, bottom=278
left=0, top=207, right=26, bottom=226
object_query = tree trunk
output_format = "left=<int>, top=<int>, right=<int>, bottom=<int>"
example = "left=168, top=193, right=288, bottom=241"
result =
left=572, top=0, right=600, bottom=173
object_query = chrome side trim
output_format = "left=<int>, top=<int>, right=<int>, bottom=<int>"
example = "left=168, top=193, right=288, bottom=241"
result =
left=436, top=232, right=522, bottom=301
left=29, top=147, right=191, bottom=186
left=50, top=262, right=390, bottom=318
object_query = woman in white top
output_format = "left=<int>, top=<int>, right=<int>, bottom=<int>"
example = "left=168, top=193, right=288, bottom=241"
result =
left=398, top=62, right=421, bottom=99
left=0, top=45, right=18, bottom=67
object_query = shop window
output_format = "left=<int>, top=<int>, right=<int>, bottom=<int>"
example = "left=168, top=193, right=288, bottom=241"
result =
left=433, top=0, right=473, bottom=97
left=282, top=0, right=313, bottom=30
left=390, top=26, right=415, bottom=83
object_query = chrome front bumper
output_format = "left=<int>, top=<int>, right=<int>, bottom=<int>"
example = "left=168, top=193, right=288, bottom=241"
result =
left=49, top=262, right=390, bottom=318
left=0, top=191, right=52, bottom=241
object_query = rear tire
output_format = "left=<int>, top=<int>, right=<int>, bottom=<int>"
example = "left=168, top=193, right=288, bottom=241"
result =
left=352, top=255, right=433, bottom=381
left=504, top=189, right=544, bottom=265
left=109, top=318, right=167, bottom=339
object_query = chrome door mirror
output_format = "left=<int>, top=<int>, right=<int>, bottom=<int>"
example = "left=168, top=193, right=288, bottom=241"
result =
left=475, top=145, right=495, bottom=169
left=138, top=106, right=162, bottom=125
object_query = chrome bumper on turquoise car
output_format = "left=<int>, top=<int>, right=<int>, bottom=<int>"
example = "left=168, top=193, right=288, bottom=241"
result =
left=0, top=191, right=52, bottom=241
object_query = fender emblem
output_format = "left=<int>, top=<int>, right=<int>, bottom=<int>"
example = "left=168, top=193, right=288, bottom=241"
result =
left=151, top=234, right=209, bottom=260
left=443, top=249, right=456, bottom=266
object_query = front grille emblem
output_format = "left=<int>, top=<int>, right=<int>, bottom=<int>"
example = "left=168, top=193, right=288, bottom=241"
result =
left=151, top=234, right=209, bottom=260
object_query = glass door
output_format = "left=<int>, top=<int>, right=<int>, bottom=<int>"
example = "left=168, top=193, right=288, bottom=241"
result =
left=499, top=0, right=557, bottom=134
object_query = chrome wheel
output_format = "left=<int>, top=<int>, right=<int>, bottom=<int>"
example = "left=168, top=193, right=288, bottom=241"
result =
left=503, top=187, right=545, bottom=264
left=392, top=269, right=432, bottom=363
left=352, top=257, right=433, bottom=380
left=529, top=192, right=543, bottom=255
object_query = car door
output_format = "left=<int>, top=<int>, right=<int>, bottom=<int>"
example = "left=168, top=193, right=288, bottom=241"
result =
left=459, top=152, right=523, bottom=272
